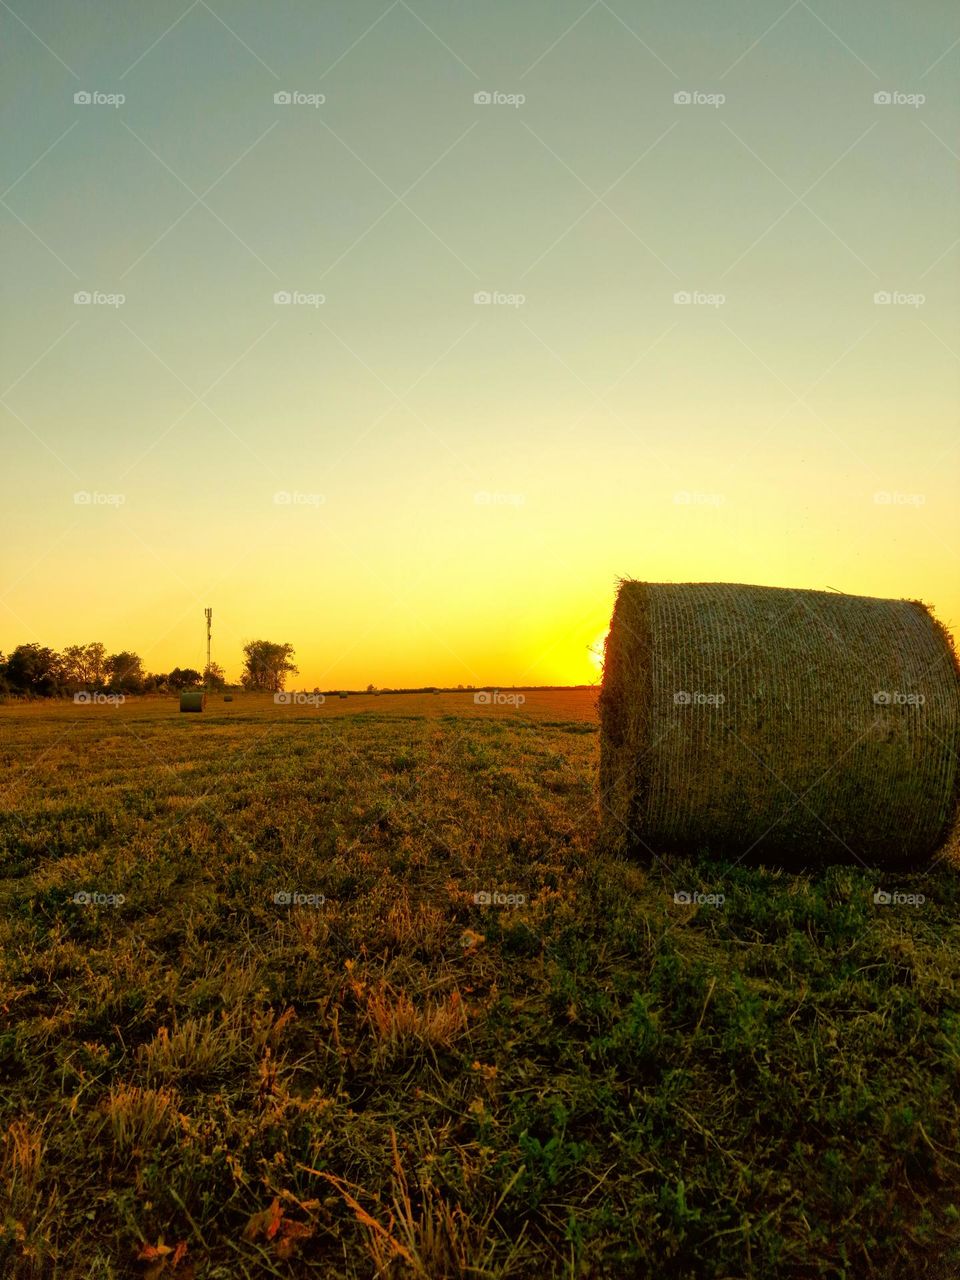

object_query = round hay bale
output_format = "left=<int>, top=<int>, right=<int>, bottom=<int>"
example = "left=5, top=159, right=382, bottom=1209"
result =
left=179, top=690, right=206, bottom=713
left=339, top=691, right=348, bottom=699
left=223, top=695, right=233, bottom=702
left=599, top=581, right=960, bottom=867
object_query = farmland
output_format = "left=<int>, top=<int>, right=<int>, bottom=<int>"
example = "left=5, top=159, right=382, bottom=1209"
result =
left=1, top=691, right=958, bottom=1278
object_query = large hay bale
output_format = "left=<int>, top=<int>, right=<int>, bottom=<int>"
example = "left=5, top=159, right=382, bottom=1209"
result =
left=179, top=690, right=205, bottom=713
left=599, top=581, right=960, bottom=866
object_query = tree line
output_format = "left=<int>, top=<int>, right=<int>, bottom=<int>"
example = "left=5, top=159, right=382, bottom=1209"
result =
left=0, top=639, right=297, bottom=697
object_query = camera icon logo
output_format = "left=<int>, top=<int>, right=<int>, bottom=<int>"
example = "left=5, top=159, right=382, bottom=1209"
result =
left=873, top=291, right=891, bottom=305
left=673, top=291, right=691, bottom=304
left=74, top=91, right=92, bottom=105
left=274, top=290, right=292, bottom=304
left=673, top=690, right=692, bottom=705
left=873, top=889, right=892, bottom=904
left=473, top=691, right=492, bottom=705
left=873, top=690, right=891, bottom=705
left=273, top=692, right=292, bottom=704
left=274, top=91, right=292, bottom=104
left=673, top=890, right=692, bottom=904
left=73, top=491, right=92, bottom=504
left=73, top=691, right=91, bottom=703
left=674, top=91, right=692, bottom=104
left=74, top=291, right=91, bottom=304
left=273, top=890, right=292, bottom=904
left=473, top=891, right=492, bottom=904
left=873, top=91, right=892, bottom=105
left=473, top=291, right=491, bottom=304
left=474, top=91, right=492, bottom=105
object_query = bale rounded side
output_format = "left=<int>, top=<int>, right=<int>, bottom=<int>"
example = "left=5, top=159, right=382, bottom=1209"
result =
left=599, top=581, right=960, bottom=867
left=179, top=691, right=206, bottom=713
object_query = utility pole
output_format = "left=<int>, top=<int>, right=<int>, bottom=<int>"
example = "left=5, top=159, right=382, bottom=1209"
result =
left=205, top=607, right=212, bottom=678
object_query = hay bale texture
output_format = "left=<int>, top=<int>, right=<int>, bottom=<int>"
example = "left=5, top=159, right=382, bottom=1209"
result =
left=599, top=581, right=960, bottom=866
left=179, top=691, right=206, bottom=713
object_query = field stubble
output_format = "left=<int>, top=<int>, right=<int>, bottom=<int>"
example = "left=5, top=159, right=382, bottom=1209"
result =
left=0, top=690, right=957, bottom=1278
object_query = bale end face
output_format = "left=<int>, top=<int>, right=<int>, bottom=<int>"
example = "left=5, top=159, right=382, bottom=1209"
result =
left=179, top=691, right=206, bottom=713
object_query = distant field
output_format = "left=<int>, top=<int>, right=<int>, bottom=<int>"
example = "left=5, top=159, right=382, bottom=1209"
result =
left=1, top=692, right=958, bottom=1278
left=0, top=687, right=599, bottom=727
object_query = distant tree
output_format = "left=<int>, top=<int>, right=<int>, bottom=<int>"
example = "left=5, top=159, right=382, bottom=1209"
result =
left=366, top=683, right=376, bottom=694
left=167, top=667, right=203, bottom=690
left=203, top=662, right=226, bottom=691
left=59, top=642, right=108, bottom=689
left=106, top=651, right=144, bottom=694
left=241, top=640, right=298, bottom=692
left=60, top=645, right=87, bottom=690
left=4, top=644, right=62, bottom=696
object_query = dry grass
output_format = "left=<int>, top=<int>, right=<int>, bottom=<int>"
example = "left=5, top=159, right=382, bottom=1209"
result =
left=356, top=973, right=468, bottom=1060
left=103, top=1083, right=180, bottom=1156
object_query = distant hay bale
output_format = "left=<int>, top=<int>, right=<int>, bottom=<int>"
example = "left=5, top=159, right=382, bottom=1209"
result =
left=599, top=581, right=960, bottom=867
left=179, top=691, right=205, bottom=713
left=339, top=691, right=348, bottom=699
left=223, top=695, right=233, bottom=702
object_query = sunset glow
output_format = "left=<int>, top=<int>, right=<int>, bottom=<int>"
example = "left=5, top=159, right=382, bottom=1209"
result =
left=2, top=2, right=957, bottom=687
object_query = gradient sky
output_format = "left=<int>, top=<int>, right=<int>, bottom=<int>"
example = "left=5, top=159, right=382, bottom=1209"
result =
left=1, top=0, right=958, bottom=687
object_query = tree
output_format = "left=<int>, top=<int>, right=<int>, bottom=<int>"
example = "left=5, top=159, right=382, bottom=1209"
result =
left=4, top=644, right=62, bottom=695
left=203, top=662, right=226, bottom=691
left=106, top=651, right=144, bottom=694
left=241, top=640, right=298, bottom=692
left=167, top=667, right=203, bottom=690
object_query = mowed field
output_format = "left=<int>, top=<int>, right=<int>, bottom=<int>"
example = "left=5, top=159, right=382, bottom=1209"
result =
left=1, top=691, right=958, bottom=1279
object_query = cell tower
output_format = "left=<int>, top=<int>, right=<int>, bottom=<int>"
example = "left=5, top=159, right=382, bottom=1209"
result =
left=205, top=607, right=212, bottom=677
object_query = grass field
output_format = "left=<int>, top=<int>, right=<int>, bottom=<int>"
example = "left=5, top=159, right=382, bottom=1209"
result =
left=1, top=690, right=958, bottom=1278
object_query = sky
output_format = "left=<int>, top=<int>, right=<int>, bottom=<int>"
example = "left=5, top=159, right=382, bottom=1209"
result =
left=1, top=0, right=958, bottom=688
